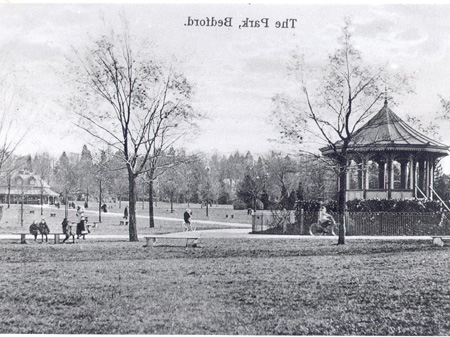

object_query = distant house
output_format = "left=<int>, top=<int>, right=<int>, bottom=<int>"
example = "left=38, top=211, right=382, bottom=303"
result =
left=0, top=170, right=59, bottom=205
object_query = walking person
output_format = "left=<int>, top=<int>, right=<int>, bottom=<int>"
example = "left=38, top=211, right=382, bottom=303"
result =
left=38, top=219, right=50, bottom=243
left=76, top=205, right=85, bottom=218
left=29, top=221, right=39, bottom=242
left=61, top=218, right=74, bottom=243
left=123, top=206, right=128, bottom=219
left=183, top=208, right=193, bottom=231
left=76, top=217, right=89, bottom=240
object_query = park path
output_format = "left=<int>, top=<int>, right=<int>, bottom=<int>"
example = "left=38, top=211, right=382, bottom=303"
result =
left=82, top=209, right=252, bottom=228
left=0, top=227, right=433, bottom=241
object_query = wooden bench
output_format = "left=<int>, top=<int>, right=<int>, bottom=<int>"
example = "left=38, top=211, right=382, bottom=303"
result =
left=12, top=232, right=65, bottom=244
left=50, top=213, right=56, bottom=217
left=432, top=236, right=450, bottom=247
left=120, top=220, right=128, bottom=226
left=144, top=235, right=199, bottom=248
left=30, top=210, right=35, bottom=214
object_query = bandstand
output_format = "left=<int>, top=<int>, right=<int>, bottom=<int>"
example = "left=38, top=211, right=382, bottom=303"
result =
left=321, top=100, right=449, bottom=201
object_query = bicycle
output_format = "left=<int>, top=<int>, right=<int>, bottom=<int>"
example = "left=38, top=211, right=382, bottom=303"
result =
left=182, top=220, right=196, bottom=232
left=309, top=214, right=339, bottom=236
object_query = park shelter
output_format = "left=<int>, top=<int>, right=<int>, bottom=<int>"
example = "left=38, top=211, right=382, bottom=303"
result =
left=0, top=170, right=59, bottom=205
left=321, top=100, right=449, bottom=201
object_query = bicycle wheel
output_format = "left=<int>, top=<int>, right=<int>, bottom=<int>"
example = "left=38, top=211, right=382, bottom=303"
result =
left=331, top=222, right=338, bottom=236
left=309, top=223, right=323, bottom=236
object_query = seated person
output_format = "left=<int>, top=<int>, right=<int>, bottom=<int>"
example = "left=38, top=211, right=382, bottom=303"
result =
left=29, top=221, right=39, bottom=242
left=38, top=219, right=50, bottom=242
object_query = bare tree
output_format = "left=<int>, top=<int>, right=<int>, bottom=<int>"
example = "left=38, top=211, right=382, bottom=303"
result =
left=69, top=28, right=197, bottom=241
left=272, top=20, right=411, bottom=244
left=0, top=73, right=26, bottom=177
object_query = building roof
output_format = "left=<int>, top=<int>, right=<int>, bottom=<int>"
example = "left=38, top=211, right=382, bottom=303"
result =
left=0, top=170, right=59, bottom=197
left=321, top=101, right=449, bottom=158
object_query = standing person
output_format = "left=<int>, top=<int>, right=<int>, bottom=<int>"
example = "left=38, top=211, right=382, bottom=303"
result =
left=61, top=218, right=74, bottom=243
left=124, top=206, right=128, bottom=219
left=38, top=219, right=50, bottom=243
left=29, top=221, right=39, bottom=242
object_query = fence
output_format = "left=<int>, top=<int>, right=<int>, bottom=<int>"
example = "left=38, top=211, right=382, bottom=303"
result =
left=345, top=212, right=450, bottom=236
left=252, top=210, right=450, bottom=236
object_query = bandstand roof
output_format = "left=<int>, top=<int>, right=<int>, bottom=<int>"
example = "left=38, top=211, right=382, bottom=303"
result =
left=321, top=100, right=449, bottom=158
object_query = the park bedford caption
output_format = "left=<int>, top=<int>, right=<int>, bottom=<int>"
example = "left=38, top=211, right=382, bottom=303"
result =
left=185, top=17, right=298, bottom=29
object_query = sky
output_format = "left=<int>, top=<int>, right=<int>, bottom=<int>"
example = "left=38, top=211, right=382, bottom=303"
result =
left=2, top=2, right=450, bottom=170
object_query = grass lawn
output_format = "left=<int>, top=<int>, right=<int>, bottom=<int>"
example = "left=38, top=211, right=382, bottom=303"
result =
left=0, top=237, right=449, bottom=335
left=0, top=203, right=251, bottom=236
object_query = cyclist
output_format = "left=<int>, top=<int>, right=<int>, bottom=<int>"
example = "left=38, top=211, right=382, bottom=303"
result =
left=319, top=206, right=334, bottom=232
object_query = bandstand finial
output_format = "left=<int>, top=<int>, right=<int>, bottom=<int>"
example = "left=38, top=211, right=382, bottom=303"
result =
left=384, top=85, right=388, bottom=106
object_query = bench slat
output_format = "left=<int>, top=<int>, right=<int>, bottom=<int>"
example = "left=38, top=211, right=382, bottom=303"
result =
left=144, top=236, right=199, bottom=248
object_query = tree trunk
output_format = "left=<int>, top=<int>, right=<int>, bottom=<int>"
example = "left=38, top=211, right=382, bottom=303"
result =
left=98, top=179, right=102, bottom=223
left=149, top=179, right=155, bottom=228
left=337, top=160, right=346, bottom=245
left=40, top=189, right=43, bottom=216
left=64, top=189, right=69, bottom=219
left=128, top=172, right=138, bottom=242
left=170, top=192, right=174, bottom=213
left=7, top=178, right=10, bottom=209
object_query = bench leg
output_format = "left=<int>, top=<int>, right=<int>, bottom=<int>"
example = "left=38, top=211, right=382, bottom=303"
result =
left=20, top=234, right=27, bottom=244
left=145, top=238, right=157, bottom=248
left=433, top=237, right=444, bottom=247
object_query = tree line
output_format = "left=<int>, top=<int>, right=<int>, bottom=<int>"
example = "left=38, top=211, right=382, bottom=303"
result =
left=2, top=146, right=339, bottom=213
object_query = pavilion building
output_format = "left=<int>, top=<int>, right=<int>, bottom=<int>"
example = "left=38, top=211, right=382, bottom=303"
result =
left=321, top=100, right=449, bottom=201
left=0, top=170, right=59, bottom=205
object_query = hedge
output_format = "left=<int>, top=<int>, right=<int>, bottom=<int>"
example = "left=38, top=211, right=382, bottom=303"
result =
left=296, top=198, right=445, bottom=213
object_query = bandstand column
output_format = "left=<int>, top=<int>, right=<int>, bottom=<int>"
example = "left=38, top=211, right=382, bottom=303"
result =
left=363, top=157, right=368, bottom=199
left=378, top=160, right=385, bottom=190
left=387, top=155, right=393, bottom=199
left=409, top=155, right=415, bottom=191
left=400, top=160, right=408, bottom=190
left=418, top=160, right=425, bottom=196
left=428, top=159, right=435, bottom=200
left=425, top=159, right=430, bottom=198
left=357, top=160, right=363, bottom=190
left=414, top=158, right=418, bottom=198
left=346, top=159, right=350, bottom=191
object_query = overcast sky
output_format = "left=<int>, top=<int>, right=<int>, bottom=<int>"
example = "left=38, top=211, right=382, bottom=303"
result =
left=2, top=3, right=450, bottom=169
